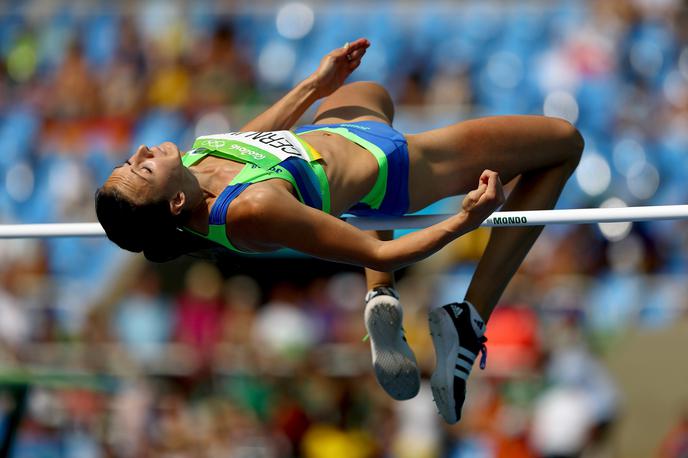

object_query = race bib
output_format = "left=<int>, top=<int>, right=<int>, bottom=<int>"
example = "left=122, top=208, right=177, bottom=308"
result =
left=193, top=131, right=313, bottom=169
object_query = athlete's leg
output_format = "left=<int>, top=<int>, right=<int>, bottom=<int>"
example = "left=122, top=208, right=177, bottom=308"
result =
left=311, top=81, right=397, bottom=291
left=311, top=83, right=420, bottom=400
left=406, top=115, right=584, bottom=318
left=365, top=230, right=396, bottom=289
left=408, top=115, right=582, bottom=423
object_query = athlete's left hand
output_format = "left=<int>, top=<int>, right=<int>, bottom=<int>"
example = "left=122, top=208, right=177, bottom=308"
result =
left=310, top=38, right=370, bottom=98
left=460, top=170, right=506, bottom=229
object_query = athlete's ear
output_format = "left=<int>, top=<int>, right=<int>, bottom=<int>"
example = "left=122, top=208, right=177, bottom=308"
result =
left=169, top=191, right=186, bottom=216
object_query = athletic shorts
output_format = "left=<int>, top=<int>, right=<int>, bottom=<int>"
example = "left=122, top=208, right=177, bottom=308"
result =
left=295, top=120, right=410, bottom=217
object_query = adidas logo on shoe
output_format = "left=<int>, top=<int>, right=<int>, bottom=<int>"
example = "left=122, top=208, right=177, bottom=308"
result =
left=429, top=301, right=488, bottom=424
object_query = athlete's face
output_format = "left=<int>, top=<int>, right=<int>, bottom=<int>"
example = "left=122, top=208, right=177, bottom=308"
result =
left=106, top=141, right=185, bottom=204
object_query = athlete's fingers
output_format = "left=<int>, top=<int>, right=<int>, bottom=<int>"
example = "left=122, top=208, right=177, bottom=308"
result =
left=477, top=170, right=495, bottom=194
left=481, top=172, right=506, bottom=206
left=345, top=38, right=370, bottom=50
left=348, top=49, right=367, bottom=68
left=463, top=190, right=479, bottom=208
left=348, top=47, right=367, bottom=61
left=334, top=38, right=370, bottom=60
left=349, top=59, right=362, bottom=71
left=483, top=175, right=497, bottom=200
left=479, top=169, right=498, bottom=183
left=486, top=171, right=504, bottom=202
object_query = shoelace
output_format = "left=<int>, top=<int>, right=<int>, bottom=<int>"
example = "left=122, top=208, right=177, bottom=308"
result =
left=478, top=336, right=488, bottom=370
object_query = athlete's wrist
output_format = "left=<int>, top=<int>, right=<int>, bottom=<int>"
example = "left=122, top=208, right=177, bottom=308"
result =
left=300, top=75, right=324, bottom=101
left=448, top=211, right=475, bottom=235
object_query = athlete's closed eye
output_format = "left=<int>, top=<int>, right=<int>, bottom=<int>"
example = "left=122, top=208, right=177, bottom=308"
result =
left=112, top=160, right=131, bottom=171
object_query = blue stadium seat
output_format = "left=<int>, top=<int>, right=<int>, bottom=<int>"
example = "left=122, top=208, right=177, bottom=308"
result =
left=132, top=110, right=188, bottom=147
left=0, top=107, right=39, bottom=169
left=586, top=274, right=644, bottom=331
left=81, top=12, right=119, bottom=70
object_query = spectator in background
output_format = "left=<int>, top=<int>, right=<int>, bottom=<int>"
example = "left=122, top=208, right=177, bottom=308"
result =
left=47, top=42, right=100, bottom=120
left=174, top=262, right=225, bottom=375
left=112, top=265, right=173, bottom=367
left=190, top=24, right=259, bottom=112
left=146, top=52, right=191, bottom=112
left=220, top=274, right=261, bottom=346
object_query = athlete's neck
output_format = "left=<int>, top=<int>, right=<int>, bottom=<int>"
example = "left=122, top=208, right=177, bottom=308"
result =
left=180, top=167, right=214, bottom=234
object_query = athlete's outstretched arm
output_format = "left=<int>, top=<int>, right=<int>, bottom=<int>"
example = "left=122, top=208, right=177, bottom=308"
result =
left=231, top=171, right=504, bottom=271
left=240, top=38, right=370, bottom=132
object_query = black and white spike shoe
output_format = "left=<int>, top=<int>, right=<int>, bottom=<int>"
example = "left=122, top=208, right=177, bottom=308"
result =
left=364, top=287, right=420, bottom=401
left=428, top=301, right=488, bottom=424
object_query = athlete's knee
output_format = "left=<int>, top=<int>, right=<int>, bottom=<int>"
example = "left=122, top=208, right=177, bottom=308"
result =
left=550, top=118, right=584, bottom=168
left=345, top=81, right=395, bottom=121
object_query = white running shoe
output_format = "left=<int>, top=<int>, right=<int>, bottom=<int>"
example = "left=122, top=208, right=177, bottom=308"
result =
left=428, top=301, right=488, bottom=424
left=364, top=287, right=420, bottom=401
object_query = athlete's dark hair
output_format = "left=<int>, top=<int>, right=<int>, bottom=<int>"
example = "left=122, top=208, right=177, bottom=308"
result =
left=95, top=186, right=218, bottom=262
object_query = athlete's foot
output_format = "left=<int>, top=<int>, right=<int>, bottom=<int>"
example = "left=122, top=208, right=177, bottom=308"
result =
left=364, top=287, right=420, bottom=401
left=428, top=301, right=488, bottom=424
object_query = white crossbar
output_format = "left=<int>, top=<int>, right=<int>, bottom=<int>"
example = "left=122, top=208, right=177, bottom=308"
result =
left=0, top=205, right=687, bottom=238
left=345, top=204, right=688, bottom=230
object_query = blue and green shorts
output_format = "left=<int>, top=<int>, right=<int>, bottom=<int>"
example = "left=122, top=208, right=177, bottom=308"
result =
left=295, top=120, right=410, bottom=217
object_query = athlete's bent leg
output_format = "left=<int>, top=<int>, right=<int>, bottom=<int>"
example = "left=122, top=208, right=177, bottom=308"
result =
left=306, top=85, right=421, bottom=400
left=464, top=152, right=581, bottom=318
left=407, top=115, right=584, bottom=318
left=363, top=230, right=420, bottom=400
left=407, top=116, right=583, bottom=422
left=312, top=81, right=394, bottom=125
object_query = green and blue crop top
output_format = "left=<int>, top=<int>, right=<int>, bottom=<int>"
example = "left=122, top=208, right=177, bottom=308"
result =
left=181, top=130, right=330, bottom=253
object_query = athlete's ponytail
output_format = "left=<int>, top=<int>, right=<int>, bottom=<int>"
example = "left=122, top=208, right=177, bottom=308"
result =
left=95, top=186, right=218, bottom=262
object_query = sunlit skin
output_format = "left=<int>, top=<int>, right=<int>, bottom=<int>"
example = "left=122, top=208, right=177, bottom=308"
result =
left=101, top=37, right=583, bottom=323
left=104, top=133, right=383, bottom=242
left=107, top=142, right=201, bottom=213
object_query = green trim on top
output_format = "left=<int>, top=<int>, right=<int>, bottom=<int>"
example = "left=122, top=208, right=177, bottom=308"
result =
left=295, top=136, right=330, bottom=214
left=182, top=223, right=245, bottom=253
left=229, top=162, right=310, bottom=205
left=182, top=149, right=208, bottom=167
left=309, top=160, right=330, bottom=214
left=296, top=127, right=387, bottom=209
left=179, top=136, right=332, bottom=254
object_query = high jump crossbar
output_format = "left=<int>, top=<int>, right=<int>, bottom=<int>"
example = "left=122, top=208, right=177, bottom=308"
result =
left=0, top=205, right=687, bottom=238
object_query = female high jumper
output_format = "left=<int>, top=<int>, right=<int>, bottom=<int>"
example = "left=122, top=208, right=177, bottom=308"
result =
left=96, top=38, right=583, bottom=424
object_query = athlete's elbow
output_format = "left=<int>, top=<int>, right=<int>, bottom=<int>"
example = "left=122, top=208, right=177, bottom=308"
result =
left=368, top=243, right=402, bottom=272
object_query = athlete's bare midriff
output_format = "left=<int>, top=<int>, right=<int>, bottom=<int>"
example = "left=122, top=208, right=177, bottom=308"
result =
left=186, top=130, right=380, bottom=217
left=299, top=130, right=379, bottom=215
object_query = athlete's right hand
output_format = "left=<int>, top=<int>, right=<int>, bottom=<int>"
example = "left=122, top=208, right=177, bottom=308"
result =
left=309, top=38, right=370, bottom=98
left=460, top=170, right=505, bottom=229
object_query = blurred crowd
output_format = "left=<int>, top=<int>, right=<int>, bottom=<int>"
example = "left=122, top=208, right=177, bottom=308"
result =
left=0, top=259, right=626, bottom=457
left=1, top=0, right=688, bottom=456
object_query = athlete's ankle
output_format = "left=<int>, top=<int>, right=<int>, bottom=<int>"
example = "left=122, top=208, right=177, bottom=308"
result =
left=365, top=286, right=399, bottom=302
left=462, top=298, right=489, bottom=320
